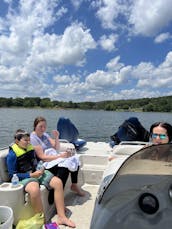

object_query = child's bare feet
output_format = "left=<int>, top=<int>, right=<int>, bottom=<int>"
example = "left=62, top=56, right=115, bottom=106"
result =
left=71, top=184, right=85, bottom=196
left=57, top=216, right=76, bottom=228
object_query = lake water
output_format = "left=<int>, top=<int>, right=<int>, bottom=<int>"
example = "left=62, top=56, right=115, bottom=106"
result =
left=0, top=108, right=172, bottom=148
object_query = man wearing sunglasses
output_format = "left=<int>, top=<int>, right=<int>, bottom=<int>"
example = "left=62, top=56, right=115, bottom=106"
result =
left=150, top=122, right=172, bottom=144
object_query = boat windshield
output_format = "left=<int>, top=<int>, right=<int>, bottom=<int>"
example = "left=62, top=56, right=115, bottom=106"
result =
left=97, top=144, right=172, bottom=203
left=117, top=143, right=172, bottom=176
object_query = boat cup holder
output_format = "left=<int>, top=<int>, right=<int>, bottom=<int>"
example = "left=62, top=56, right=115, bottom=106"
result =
left=0, top=183, right=10, bottom=188
left=0, top=182, right=23, bottom=190
left=138, top=192, right=159, bottom=214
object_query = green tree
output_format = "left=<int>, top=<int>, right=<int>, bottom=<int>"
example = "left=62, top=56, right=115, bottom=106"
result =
left=13, top=98, right=24, bottom=107
left=40, top=98, right=53, bottom=108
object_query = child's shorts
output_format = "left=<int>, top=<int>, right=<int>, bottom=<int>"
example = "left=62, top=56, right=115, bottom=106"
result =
left=21, top=170, right=54, bottom=190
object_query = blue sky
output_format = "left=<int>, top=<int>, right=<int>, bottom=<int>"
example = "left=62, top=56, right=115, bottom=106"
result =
left=0, top=0, right=172, bottom=102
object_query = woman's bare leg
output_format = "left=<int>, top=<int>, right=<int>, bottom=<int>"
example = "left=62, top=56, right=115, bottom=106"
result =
left=70, top=169, right=85, bottom=196
left=71, top=183, right=85, bottom=196
left=49, top=177, right=76, bottom=228
left=25, top=181, right=43, bottom=213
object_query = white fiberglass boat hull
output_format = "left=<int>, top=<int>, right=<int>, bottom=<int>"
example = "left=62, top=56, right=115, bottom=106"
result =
left=0, top=141, right=145, bottom=228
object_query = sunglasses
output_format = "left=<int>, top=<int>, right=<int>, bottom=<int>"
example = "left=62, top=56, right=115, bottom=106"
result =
left=151, top=133, right=168, bottom=140
left=15, top=132, right=30, bottom=140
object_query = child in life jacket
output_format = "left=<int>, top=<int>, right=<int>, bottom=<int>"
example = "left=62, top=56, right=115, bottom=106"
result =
left=6, top=129, right=76, bottom=228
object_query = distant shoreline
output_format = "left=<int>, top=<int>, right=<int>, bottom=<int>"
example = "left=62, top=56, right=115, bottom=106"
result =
left=0, top=95, right=172, bottom=112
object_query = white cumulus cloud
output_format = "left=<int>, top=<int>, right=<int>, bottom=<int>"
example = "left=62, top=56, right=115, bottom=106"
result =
left=154, top=32, right=171, bottom=43
left=99, top=34, right=118, bottom=52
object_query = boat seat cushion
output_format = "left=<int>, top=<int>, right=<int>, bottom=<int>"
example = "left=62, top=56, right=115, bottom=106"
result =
left=0, top=148, right=10, bottom=181
left=112, top=143, right=146, bottom=155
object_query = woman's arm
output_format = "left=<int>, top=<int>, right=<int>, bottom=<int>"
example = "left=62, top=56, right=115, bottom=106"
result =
left=33, top=145, right=69, bottom=162
left=48, top=130, right=60, bottom=150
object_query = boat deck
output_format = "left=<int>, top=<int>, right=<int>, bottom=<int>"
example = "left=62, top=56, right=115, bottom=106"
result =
left=52, top=184, right=99, bottom=229
left=77, top=141, right=113, bottom=156
left=51, top=142, right=112, bottom=228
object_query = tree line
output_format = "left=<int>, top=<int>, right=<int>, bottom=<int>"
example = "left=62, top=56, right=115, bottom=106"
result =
left=0, top=96, right=172, bottom=112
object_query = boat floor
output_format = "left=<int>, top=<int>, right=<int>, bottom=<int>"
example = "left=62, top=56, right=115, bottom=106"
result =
left=51, top=142, right=112, bottom=228
left=51, top=184, right=99, bottom=229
